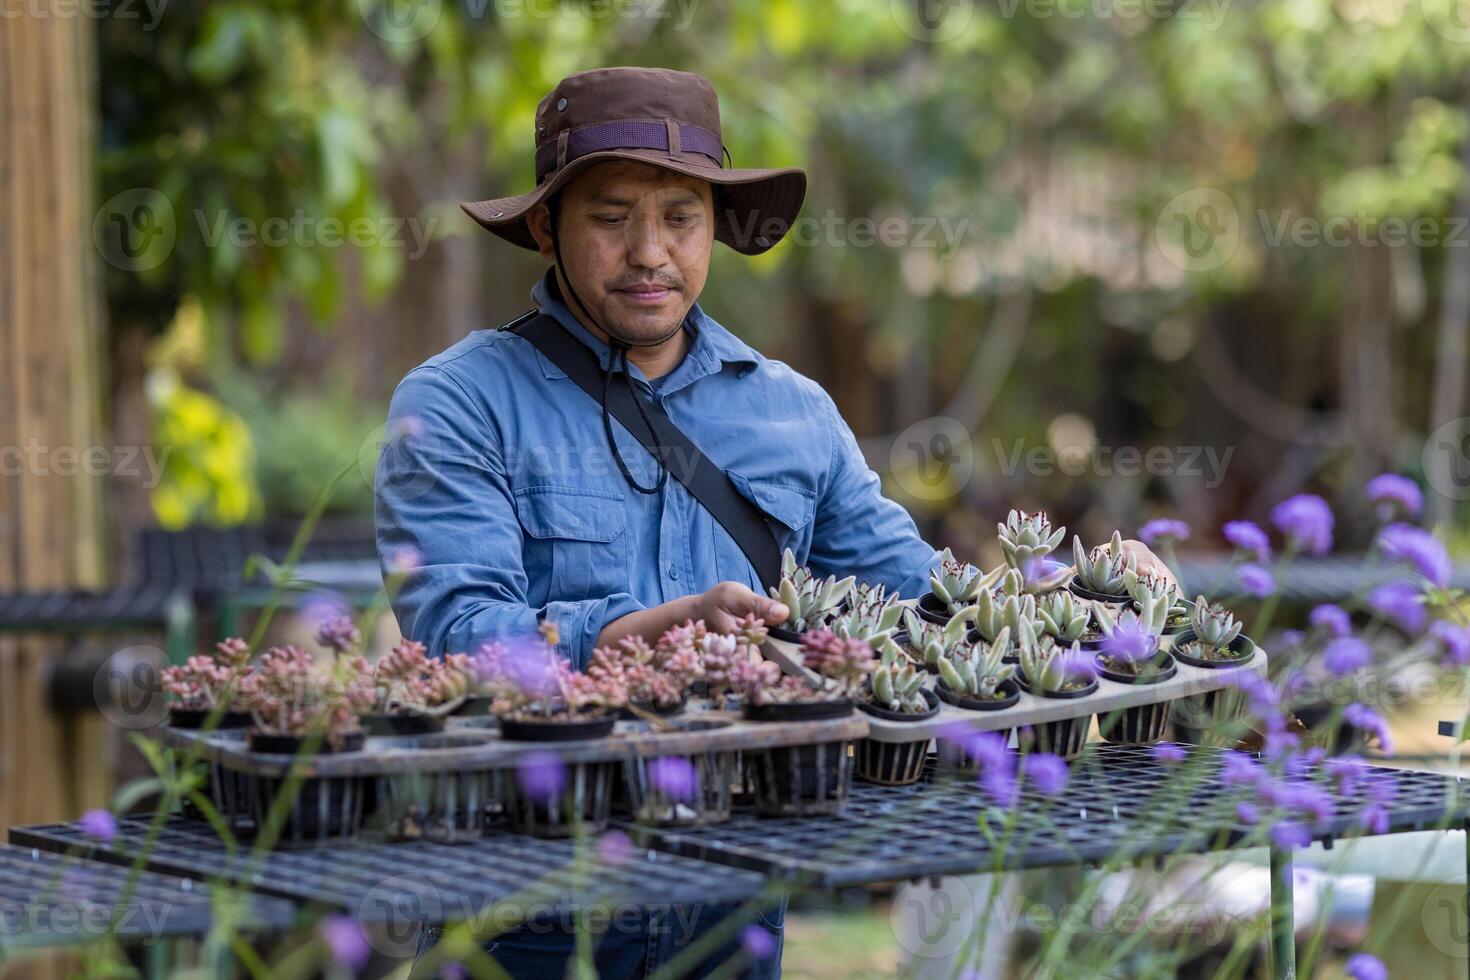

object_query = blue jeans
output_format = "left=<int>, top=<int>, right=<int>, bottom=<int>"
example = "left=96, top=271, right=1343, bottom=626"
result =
left=411, top=896, right=786, bottom=979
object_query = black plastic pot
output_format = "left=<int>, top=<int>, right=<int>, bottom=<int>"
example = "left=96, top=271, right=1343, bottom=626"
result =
left=364, top=712, right=445, bottom=737
left=1170, top=687, right=1248, bottom=747
left=915, top=592, right=958, bottom=626
left=1159, top=599, right=1197, bottom=636
left=1094, top=650, right=1178, bottom=686
left=935, top=678, right=1020, bottom=712
left=1169, top=631, right=1256, bottom=669
left=1069, top=583, right=1131, bottom=605
left=742, top=700, right=854, bottom=723
left=854, top=688, right=939, bottom=786
left=742, top=700, right=855, bottom=815
left=374, top=767, right=503, bottom=845
left=174, top=728, right=254, bottom=830
left=619, top=720, right=736, bottom=826
left=1018, top=682, right=1097, bottom=760
left=451, top=696, right=495, bottom=717
left=246, top=731, right=368, bottom=846
left=504, top=759, right=616, bottom=839
left=497, top=712, right=617, bottom=742
left=168, top=707, right=253, bottom=730
left=618, top=696, right=687, bottom=721
left=1094, top=653, right=1176, bottom=745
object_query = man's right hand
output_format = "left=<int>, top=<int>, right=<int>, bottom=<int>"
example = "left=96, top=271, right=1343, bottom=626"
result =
left=692, top=581, right=790, bottom=634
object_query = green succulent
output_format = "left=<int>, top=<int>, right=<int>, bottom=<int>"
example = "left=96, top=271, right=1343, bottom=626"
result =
left=900, top=606, right=977, bottom=668
left=770, top=549, right=855, bottom=632
left=997, top=509, right=1067, bottom=569
left=870, top=659, right=930, bottom=713
left=973, top=586, right=1040, bottom=644
left=1097, top=588, right=1169, bottom=638
left=1037, top=590, right=1090, bottom=643
left=828, top=582, right=905, bottom=647
left=1190, top=597, right=1243, bottom=650
left=1072, top=531, right=1137, bottom=596
left=936, top=627, right=1017, bottom=699
left=930, top=549, right=1004, bottom=614
left=1018, top=636, right=1092, bottom=694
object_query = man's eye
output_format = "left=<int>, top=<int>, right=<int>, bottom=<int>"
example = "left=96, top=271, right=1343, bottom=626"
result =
left=593, top=215, right=624, bottom=226
left=667, top=213, right=696, bottom=227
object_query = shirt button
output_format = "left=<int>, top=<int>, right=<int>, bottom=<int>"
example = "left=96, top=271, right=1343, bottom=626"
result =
left=668, top=566, right=680, bottom=580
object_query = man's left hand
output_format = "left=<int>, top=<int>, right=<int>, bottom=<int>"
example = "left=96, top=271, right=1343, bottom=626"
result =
left=1116, top=539, right=1179, bottom=589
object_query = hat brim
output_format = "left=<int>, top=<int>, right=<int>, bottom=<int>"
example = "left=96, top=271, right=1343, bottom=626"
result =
left=460, top=147, right=807, bottom=256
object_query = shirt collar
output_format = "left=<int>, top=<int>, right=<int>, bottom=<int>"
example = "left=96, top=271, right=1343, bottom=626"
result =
left=528, top=268, right=760, bottom=385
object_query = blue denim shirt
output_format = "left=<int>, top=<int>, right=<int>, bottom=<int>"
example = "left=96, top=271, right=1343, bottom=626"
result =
left=375, top=268, right=944, bottom=667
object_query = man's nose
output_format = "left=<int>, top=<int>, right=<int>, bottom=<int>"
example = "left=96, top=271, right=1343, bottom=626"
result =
left=624, top=213, right=672, bottom=269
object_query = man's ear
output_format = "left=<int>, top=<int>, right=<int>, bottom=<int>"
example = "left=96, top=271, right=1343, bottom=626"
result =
left=526, top=202, right=556, bottom=262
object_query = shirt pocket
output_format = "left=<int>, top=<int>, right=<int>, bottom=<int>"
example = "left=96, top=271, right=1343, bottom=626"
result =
left=513, top=485, right=630, bottom=603
left=715, top=475, right=818, bottom=587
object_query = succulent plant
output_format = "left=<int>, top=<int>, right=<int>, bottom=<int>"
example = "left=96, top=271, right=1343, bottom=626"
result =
left=869, top=657, right=930, bottom=713
left=240, top=644, right=376, bottom=747
left=899, top=606, right=976, bottom=669
left=162, top=637, right=253, bottom=712
left=973, top=583, right=1040, bottom=644
left=1037, top=591, right=1090, bottom=644
left=369, top=640, right=471, bottom=717
left=1072, top=531, right=1137, bottom=597
left=588, top=619, right=709, bottom=708
left=936, top=627, right=1018, bottom=699
left=1189, top=597, right=1244, bottom=650
left=827, top=582, right=905, bottom=647
left=929, top=549, right=1005, bottom=615
left=1123, top=568, right=1191, bottom=624
left=797, top=629, right=877, bottom=696
left=1018, top=637, right=1098, bottom=695
left=770, top=549, right=855, bottom=632
left=997, top=510, right=1067, bottom=568
left=1097, top=588, right=1169, bottom=639
left=698, top=614, right=768, bottom=702
left=477, top=627, right=627, bottom=721
left=1092, top=606, right=1164, bottom=670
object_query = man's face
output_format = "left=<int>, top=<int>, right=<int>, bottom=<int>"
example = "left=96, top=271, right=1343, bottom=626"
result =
left=527, top=160, right=715, bottom=345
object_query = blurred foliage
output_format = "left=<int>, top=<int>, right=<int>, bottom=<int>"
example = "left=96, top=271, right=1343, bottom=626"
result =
left=97, top=0, right=1470, bottom=536
left=146, top=366, right=261, bottom=528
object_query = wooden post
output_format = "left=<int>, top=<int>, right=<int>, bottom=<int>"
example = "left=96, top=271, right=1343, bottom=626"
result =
left=0, top=5, right=110, bottom=851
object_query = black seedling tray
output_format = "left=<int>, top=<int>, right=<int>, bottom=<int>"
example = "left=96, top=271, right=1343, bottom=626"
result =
left=0, top=842, right=293, bottom=950
left=620, top=744, right=1468, bottom=888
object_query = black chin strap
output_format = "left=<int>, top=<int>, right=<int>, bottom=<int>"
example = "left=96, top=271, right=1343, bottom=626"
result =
left=546, top=197, right=678, bottom=495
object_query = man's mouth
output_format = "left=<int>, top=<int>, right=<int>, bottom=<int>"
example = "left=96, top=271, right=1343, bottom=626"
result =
left=615, top=283, right=676, bottom=304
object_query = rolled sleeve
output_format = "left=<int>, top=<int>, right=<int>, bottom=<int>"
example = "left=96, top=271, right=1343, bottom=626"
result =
left=374, top=366, right=641, bottom=666
left=807, top=392, right=945, bottom=596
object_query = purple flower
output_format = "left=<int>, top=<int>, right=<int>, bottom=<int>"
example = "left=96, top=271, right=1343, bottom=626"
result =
left=647, top=757, right=699, bottom=803
left=1236, top=801, right=1260, bottom=824
left=597, top=830, right=634, bottom=866
left=1223, top=521, right=1272, bottom=561
left=1377, top=523, right=1450, bottom=588
left=314, top=615, right=361, bottom=655
left=1322, top=637, right=1371, bottom=676
left=1366, top=474, right=1422, bottom=521
left=1270, top=820, right=1312, bottom=848
left=979, top=766, right=1018, bottom=808
left=1237, top=563, right=1275, bottom=598
left=516, top=751, right=567, bottom=804
left=79, top=809, right=117, bottom=843
left=1368, top=582, right=1426, bottom=635
left=1220, top=752, right=1264, bottom=788
left=318, top=915, right=371, bottom=970
left=1279, top=629, right=1305, bottom=649
left=1139, top=519, right=1190, bottom=548
left=1344, top=704, right=1395, bottom=755
left=387, top=545, right=423, bottom=574
left=1358, top=806, right=1388, bottom=835
left=1431, top=620, right=1470, bottom=666
left=1152, top=743, right=1187, bottom=764
left=439, top=965, right=467, bottom=980
left=1326, top=756, right=1368, bottom=795
left=1345, top=952, right=1388, bottom=980
left=1023, top=754, right=1070, bottom=795
left=1272, top=780, right=1334, bottom=828
left=1270, top=495, right=1334, bottom=556
left=741, top=923, right=776, bottom=960
left=1059, top=649, right=1100, bottom=684
left=1309, top=604, right=1351, bottom=638
left=1101, top=615, right=1158, bottom=664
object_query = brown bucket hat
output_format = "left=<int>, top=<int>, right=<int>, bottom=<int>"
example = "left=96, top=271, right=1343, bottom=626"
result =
left=460, top=66, right=807, bottom=256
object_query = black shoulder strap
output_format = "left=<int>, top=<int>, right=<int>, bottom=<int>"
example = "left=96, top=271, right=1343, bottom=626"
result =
left=506, top=310, right=784, bottom=591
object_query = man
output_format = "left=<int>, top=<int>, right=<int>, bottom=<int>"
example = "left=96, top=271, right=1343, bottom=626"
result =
left=377, top=65, right=1172, bottom=978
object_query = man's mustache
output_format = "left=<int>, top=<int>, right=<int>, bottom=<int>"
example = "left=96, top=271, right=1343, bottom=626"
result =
left=607, top=275, right=682, bottom=291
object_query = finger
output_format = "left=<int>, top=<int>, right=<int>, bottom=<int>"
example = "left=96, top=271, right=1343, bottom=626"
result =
left=759, top=599, right=790, bottom=624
